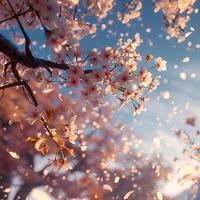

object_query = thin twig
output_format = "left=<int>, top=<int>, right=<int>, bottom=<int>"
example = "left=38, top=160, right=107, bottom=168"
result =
left=0, top=81, right=25, bottom=90
left=73, top=5, right=78, bottom=20
left=41, top=117, right=65, bottom=162
left=6, top=0, right=32, bottom=56
left=0, top=9, right=31, bottom=24
left=0, top=33, right=93, bottom=74
left=11, top=64, right=38, bottom=106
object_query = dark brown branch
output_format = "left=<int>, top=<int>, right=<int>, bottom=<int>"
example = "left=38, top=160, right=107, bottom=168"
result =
left=0, top=9, right=31, bottom=24
left=23, top=81, right=38, bottom=106
left=0, top=81, right=25, bottom=90
left=0, top=30, right=91, bottom=107
left=41, top=117, right=65, bottom=162
left=73, top=5, right=78, bottom=20
left=18, top=1, right=25, bottom=14
left=0, top=33, right=92, bottom=73
left=14, top=184, right=34, bottom=200
left=59, top=6, right=62, bottom=17
left=11, top=64, right=38, bottom=106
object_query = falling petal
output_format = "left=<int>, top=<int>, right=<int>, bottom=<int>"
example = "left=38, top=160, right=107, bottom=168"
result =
left=180, top=72, right=187, bottom=80
left=114, top=176, right=120, bottom=183
left=124, top=190, right=134, bottom=199
left=156, top=191, right=163, bottom=200
left=7, top=150, right=20, bottom=159
left=103, top=184, right=113, bottom=192
left=153, top=137, right=160, bottom=148
left=4, top=188, right=11, bottom=193
left=43, top=88, right=54, bottom=93
left=161, top=91, right=170, bottom=100
left=182, top=57, right=190, bottom=63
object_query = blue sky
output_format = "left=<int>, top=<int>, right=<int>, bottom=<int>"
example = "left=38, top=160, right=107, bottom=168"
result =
left=76, top=0, right=200, bottom=140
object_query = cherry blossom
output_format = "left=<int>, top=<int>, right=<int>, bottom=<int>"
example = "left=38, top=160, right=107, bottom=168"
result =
left=154, top=0, right=197, bottom=41
left=155, top=57, right=167, bottom=72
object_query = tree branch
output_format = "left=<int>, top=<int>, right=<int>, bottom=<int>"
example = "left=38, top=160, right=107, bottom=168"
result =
left=0, top=33, right=92, bottom=73
left=10, top=64, right=38, bottom=106
left=0, top=8, right=32, bottom=25
left=0, top=32, right=93, bottom=107
left=14, top=184, right=34, bottom=200
left=0, top=81, right=25, bottom=90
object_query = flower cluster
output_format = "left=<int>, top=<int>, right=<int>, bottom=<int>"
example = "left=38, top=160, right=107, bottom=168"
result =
left=62, top=33, right=167, bottom=115
left=154, top=0, right=197, bottom=42
left=117, top=0, right=142, bottom=24
left=82, top=0, right=114, bottom=19
left=174, top=117, right=200, bottom=198
left=0, top=0, right=93, bottom=55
